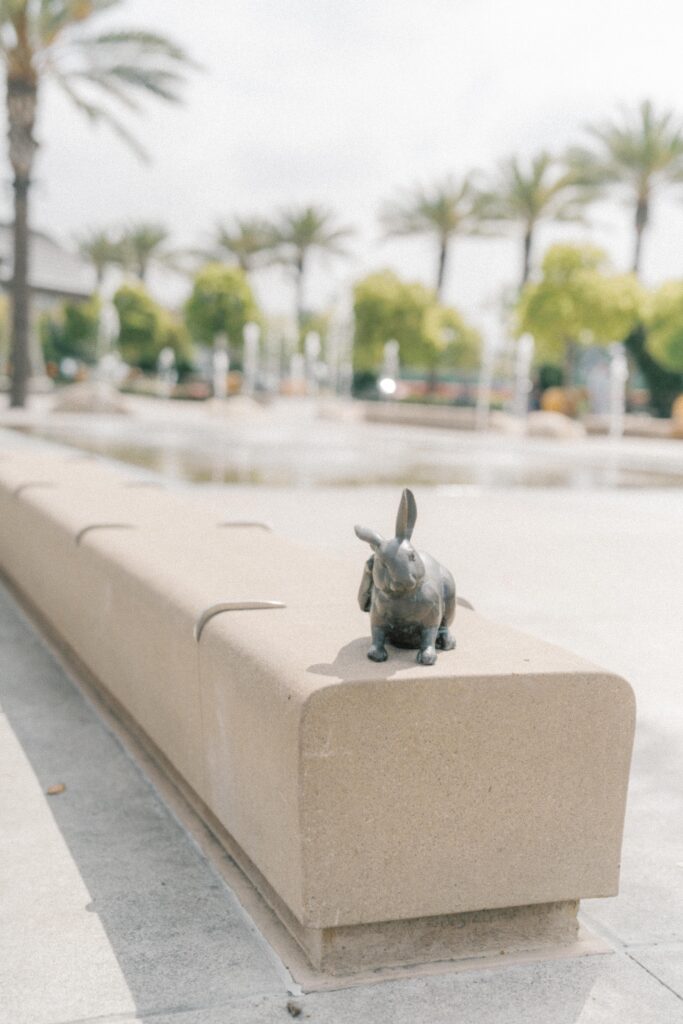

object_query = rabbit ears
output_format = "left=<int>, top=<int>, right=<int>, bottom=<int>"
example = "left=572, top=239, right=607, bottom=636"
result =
left=355, top=524, right=383, bottom=550
left=355, top=489, right=417, bottom=550
left=395, top=488, right=417, bottom=541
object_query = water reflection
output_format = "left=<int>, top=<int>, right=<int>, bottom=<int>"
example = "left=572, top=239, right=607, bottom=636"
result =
left=10, top=420, right=683, bottom=490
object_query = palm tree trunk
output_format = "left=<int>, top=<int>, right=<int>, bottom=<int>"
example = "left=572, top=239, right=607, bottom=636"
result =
left=633, top=196, right=648, bottom=276
left=520, top=226, right=533, bottom=291
left=295, top=251, right=305, bottom=331
left=436, top=236, right=448, bottom=300
left=10, top=173, right=31, bottom=407
left=6, top=72, right=38, bottom=409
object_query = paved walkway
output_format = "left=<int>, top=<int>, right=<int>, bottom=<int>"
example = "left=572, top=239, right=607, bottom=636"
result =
left=1, top=437, right=682, bottom=1021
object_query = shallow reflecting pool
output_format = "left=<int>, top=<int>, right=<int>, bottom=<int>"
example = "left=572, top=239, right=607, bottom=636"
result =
left=9, top=409, right=683, bottom=490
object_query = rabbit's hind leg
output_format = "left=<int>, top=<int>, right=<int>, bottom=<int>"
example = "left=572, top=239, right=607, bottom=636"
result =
left=436, top=622, right=456, bottom=650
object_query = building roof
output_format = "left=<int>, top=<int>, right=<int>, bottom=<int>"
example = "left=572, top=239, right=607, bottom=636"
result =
left=0, top=224, right=96, bottom=300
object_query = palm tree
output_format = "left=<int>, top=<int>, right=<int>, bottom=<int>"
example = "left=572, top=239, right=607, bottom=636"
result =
left=1, top=2, right=193, bottom=407
left=119, top=222, right=177, bottom=282
left=569, top=100, right=683, bottom=276
left=272, top=205, right=352, bottom=325
left=380, top=176, right=479, bottom=299
left=212, top=216, right=275, bottom=274
left=76, top=227, right=124, bottom=288
left=477, top=153, right=589, bottom=291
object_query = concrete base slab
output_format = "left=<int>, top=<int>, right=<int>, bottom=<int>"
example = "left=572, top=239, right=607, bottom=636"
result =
left=297, top=901, right=582, bottom=976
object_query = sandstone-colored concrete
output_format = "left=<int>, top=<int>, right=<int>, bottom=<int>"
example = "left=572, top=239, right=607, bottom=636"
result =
left=198, top=600, right=635, bottom=937
left=80, top=525, right=356, bottom=805
left=0, top=451, right=272, bottom=794
left=0, top=450, right=355, bottom=801
left=0, top=450, right=636, bottom=973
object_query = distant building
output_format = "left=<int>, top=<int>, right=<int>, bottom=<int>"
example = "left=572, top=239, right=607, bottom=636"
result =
left=0, top=225, right=96, bottom=378
left=0, top=224, right=96, bottom=310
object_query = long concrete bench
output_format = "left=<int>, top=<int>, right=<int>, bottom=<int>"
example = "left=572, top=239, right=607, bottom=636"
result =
left=0, top=450, right=635, bottom=975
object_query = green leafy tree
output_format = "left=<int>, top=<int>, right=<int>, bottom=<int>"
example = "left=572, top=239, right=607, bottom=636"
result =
left=353, top=271, right=437, bottom=373
left=1, top=1, right=194, bottom=408
left=184, top=263, right=259, bottom=358
left=380, top=176, right=480, bottom=299
left=515, top=245, right=644, bottom=382
left=353, top=270, right=480, bottom=375
left=645, top=282, right=683, bottom=373
left=114, top=282, right=192, bottom=372
left=437, top=307, right=481, bottom=371
left=569, top=100, right=683, bottom=275
left=272, top=206, right=352, bottom=325
left=212, top=216, right=275, bottom=274
left=156, top=308, right=194, bottom=375
left=40, top=293, right=100, bottom=366
left=624, top=323, right=683, bottom=417
left=114, top=282, right=157, bottom=368
left=477, top=153, right=590, bottom=290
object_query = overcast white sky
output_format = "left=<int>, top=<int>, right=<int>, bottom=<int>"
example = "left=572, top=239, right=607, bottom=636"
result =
left=7, top=0, right=683, bottom=336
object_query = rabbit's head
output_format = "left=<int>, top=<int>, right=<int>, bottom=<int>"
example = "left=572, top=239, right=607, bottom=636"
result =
left=355, top=488, right=425, bottom=595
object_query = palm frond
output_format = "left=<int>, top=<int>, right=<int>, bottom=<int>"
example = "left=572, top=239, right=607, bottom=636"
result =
left=477, top=153, right=590, bottom=231
left=38, top=16, right=195, bottom=155
left=117, top=222, right=177, bottom=279
left=64, top=67, right=141, bottom=110
left=75, top=225, right=126, bottom=281
left=380, top=175, right=480, bottom=241
left=80, top=63, right=184, bottom=102
left=213, top=216, right=277, bottom=271
left=577, top=99, right=683, bottom=197
left=272, top=206, right=354, bottom=264
left=153, top=247, right=195, bottom=277
left=77, top=28, right=195, bottom=66
left=53, top=26, right=197, bottom=110
left=38, top=1, right=119, bottom=45
left=50, top=64, right=148, bottom=158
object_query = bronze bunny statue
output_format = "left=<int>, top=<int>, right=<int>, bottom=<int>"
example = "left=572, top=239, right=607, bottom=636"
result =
left=355, top=488, right=456, bottom=665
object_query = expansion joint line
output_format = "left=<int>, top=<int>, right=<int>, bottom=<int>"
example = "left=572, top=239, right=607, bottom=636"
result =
left=194, top=601, right=286, bottom=642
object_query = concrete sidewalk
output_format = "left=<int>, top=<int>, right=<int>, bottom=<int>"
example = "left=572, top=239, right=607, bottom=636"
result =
left=1, top=479, right=682, bottom=1022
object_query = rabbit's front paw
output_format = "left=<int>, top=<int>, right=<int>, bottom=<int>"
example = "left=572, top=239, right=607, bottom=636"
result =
left=417, top=646, right=437, bottom=665
left=368, top=644, right=388, bottom=662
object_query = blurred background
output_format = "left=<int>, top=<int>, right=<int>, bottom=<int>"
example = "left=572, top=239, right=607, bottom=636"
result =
left=1, top=0, right=683, bottom=487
